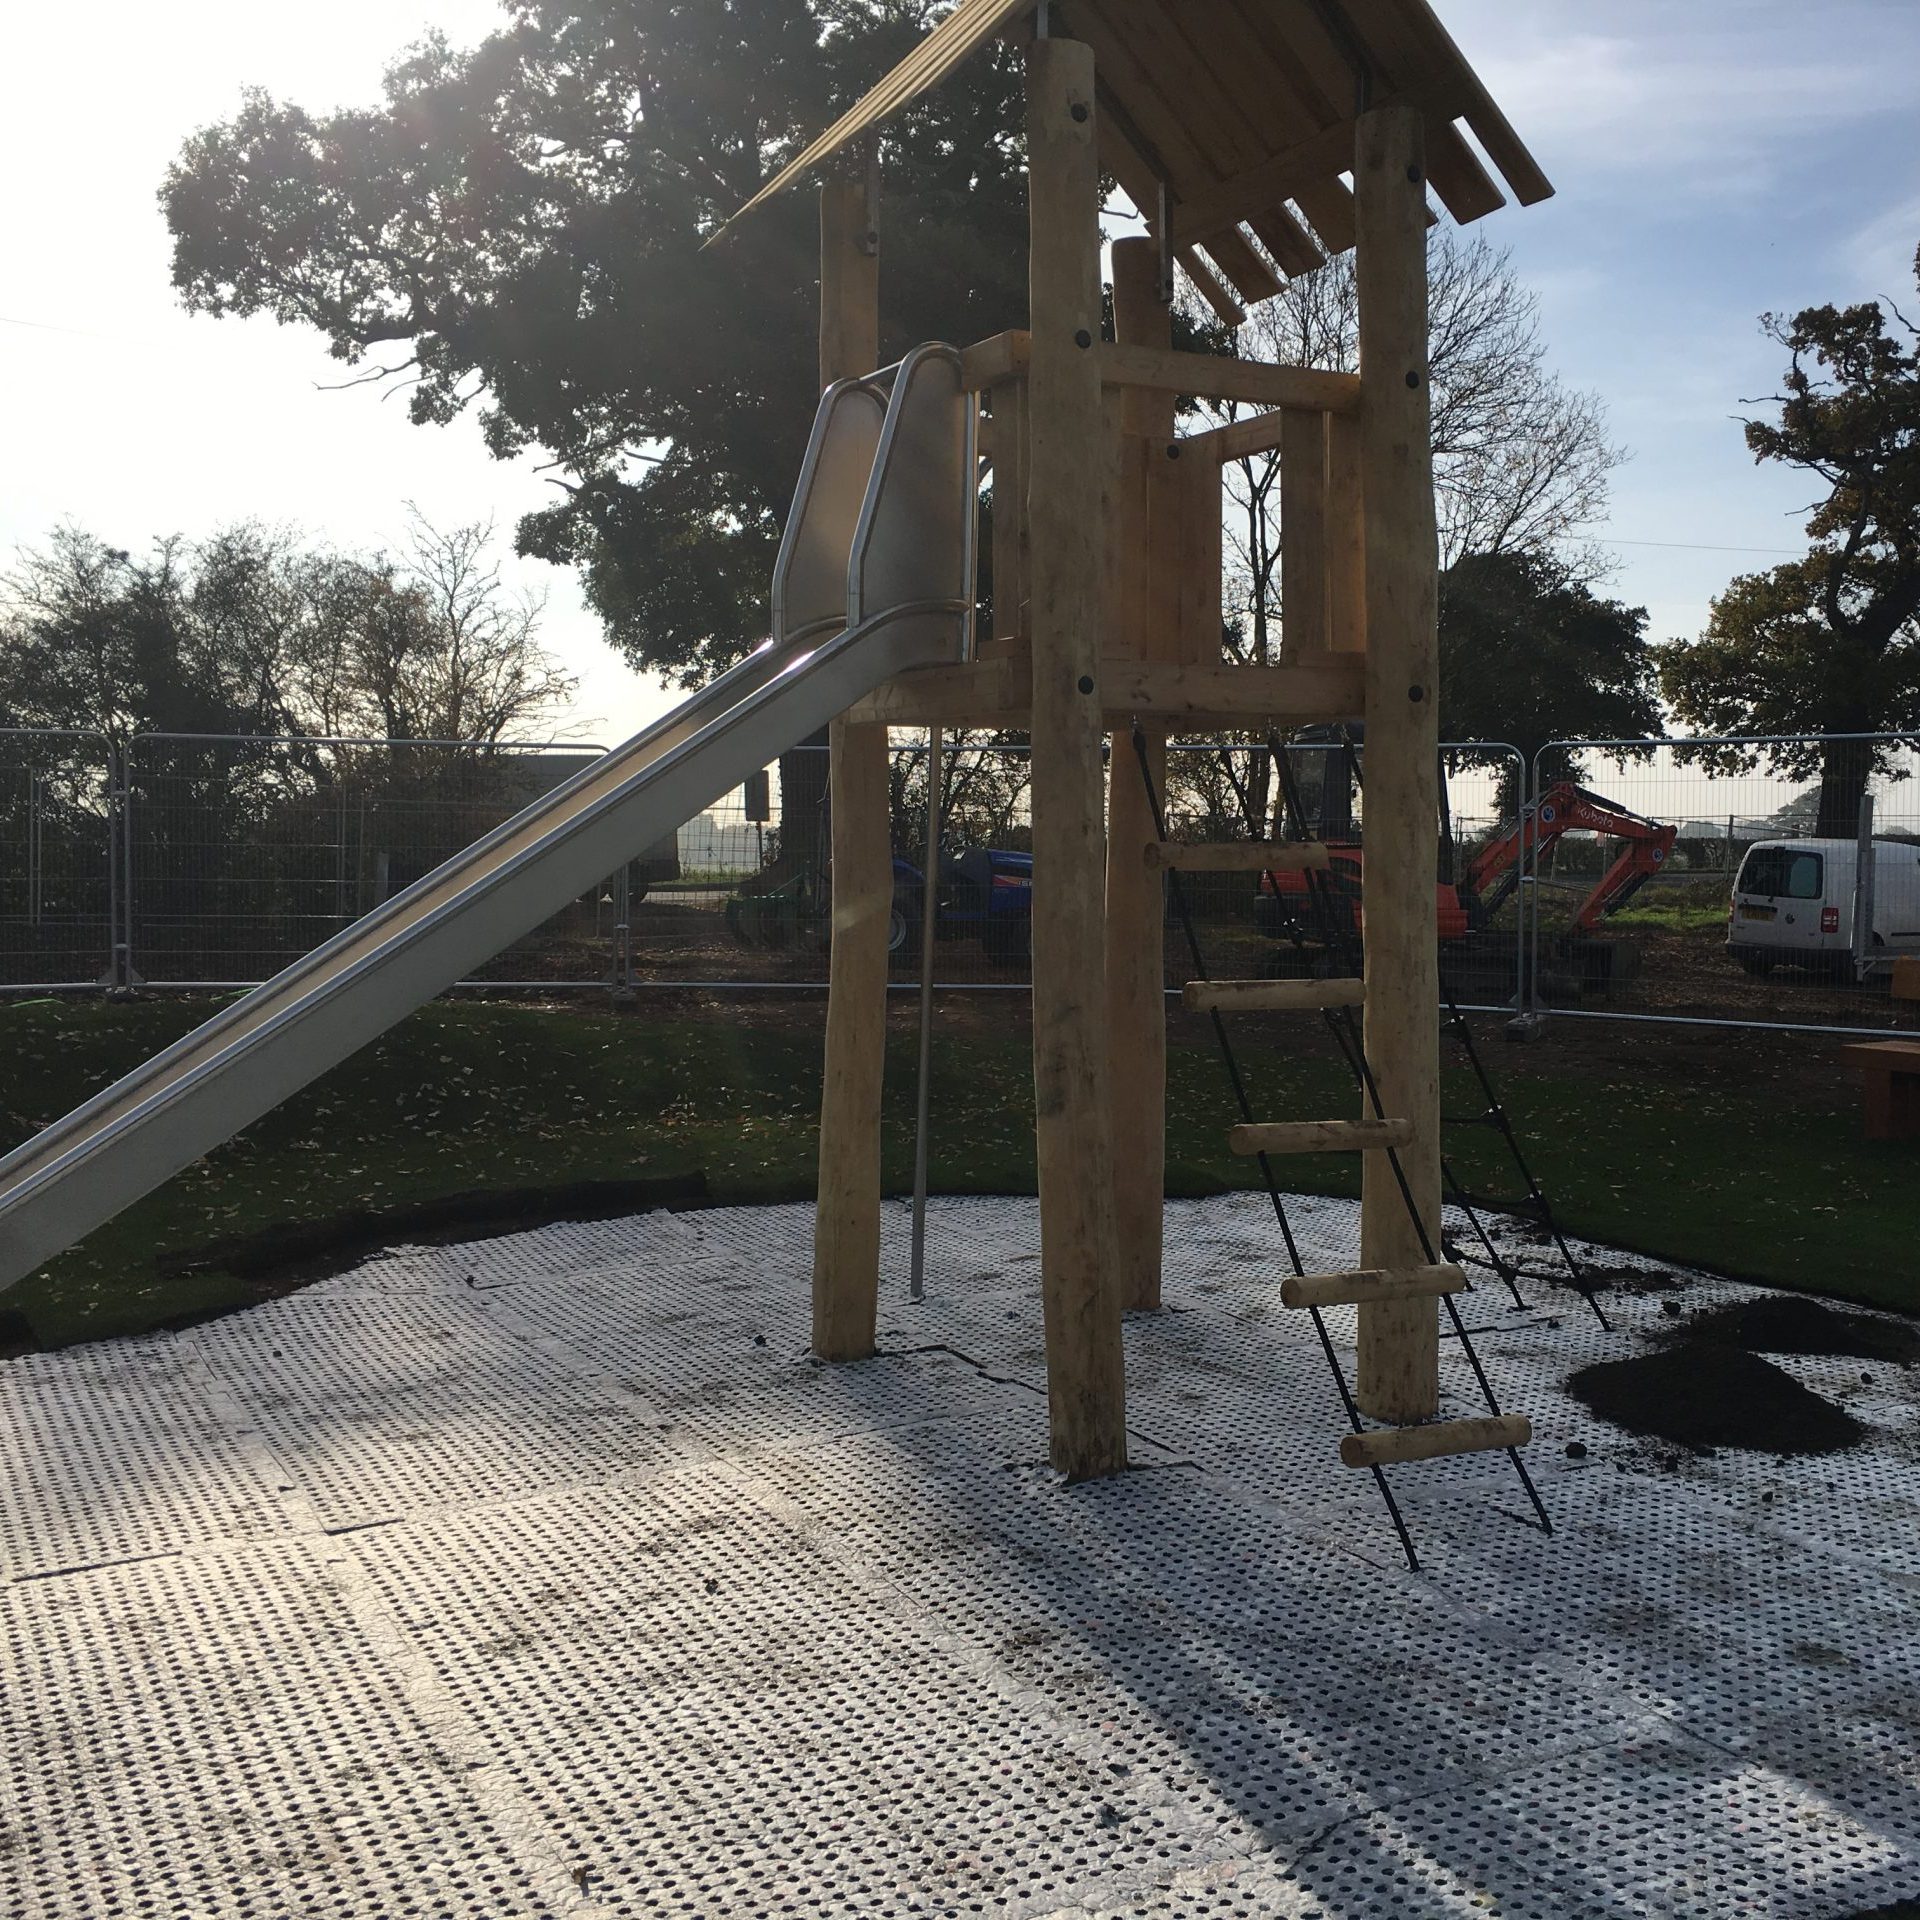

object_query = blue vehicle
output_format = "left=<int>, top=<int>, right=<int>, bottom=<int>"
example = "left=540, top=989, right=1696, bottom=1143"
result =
left=728, top=846, right=1031, bottom=967
left=889, top=847, right=1032, bottom=966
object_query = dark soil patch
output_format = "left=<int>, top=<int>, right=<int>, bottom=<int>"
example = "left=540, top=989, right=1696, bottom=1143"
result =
left=1569, top=1343, right=1866, bottom=1456
left=1677, top=1294, right=1920, bottom=1366
left=1569, top=1259, right=1684, bottom=1296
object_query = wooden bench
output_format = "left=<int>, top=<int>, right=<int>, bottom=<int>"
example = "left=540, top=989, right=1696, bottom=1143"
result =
left=1839, top=1041, right=1920, bottom=1141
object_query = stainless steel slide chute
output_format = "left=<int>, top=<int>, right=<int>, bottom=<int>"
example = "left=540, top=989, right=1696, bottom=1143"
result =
left=0, top=345, right=976, bottom=1289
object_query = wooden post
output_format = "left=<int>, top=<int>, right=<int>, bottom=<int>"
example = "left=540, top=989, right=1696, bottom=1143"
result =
left=1327, top=414, right=1365, bottom=655
left=1105, top=235, right=1170, bottom=1313
left=988, top=380, right=1030, bottom=656
left=1353, top=103, right=1442, bottom=1422
left=1026, top=38, right=1128, bottom=1477
left=1278, top=409, right=1329, bottom=659
left=811, top=176, right=889, bottom=1362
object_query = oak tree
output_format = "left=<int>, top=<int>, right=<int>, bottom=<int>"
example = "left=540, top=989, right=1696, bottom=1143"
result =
left=1662, top=249, right=1920, bottom=836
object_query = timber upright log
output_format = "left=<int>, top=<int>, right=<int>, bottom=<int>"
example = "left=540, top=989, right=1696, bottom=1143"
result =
left=1105, top=235, right=1174, bottom=1315
left=1353, top=103, right=1444, bottom=1423
left=1026, top=37, right=1128, bottom=1477
left=811, top=175, right=889, bottom=1362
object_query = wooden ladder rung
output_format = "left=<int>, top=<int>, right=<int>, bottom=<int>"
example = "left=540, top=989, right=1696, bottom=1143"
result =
left=1281, top=1263, right=1466, bottom=1309
left=1228, top=1118, right=1413, bottom=1156
left=1185, top=977, right=1364, bottom=1014
left=1145, top=840, right=1329, bottom=873
left=1340, top=1414, right=1533, bottom=1470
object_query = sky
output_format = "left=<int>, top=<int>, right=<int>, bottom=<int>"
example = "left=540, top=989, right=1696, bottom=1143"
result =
left=2, top=1, right=1917, bottom=746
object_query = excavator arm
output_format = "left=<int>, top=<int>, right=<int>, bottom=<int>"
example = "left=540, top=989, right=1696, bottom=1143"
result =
left=1463, top=780, right=1676, bottom=932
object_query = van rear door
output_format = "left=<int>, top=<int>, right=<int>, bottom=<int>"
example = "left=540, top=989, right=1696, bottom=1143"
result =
left=1874, top=844, right=1920, bottom=951
left=1733, top=845, right=1829, bottom=954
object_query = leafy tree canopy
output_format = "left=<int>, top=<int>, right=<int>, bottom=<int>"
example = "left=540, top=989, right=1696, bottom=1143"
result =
left=1661, top=246, right=1920, bottom=835
left=162, top=1, right=1033, bottom=688
left=1439, top=548, right=1659, bottom=798
left=0, top=516, right=573, bottom=748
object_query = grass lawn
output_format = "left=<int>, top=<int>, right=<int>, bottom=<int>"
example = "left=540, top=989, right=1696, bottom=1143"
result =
left=2, top=992, right=1914, bottom=1350
left=1605, top=900, right=1729, bottom=933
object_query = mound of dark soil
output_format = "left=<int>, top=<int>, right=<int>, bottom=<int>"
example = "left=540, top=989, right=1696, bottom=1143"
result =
left=1569, top=1343, right=1865, bottom=1457
left=1678, top=1295, right=1920, bottom=1366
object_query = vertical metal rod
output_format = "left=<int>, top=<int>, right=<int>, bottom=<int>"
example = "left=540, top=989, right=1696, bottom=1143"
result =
left=862, top=132, right=882, bottom=257
left=614, top=863, right=633, bottom=989
left=909, top=726, right=944, bottom=1302
left=1526, top=751, right=1545, bottom=1024
left=1512, top=751, right=1526, bottom=1019
left=29, top=772, right=43, bottom=927
left=102, top=745, right=122, bottom=990
left=1853, top=789, right=1876, bottom=982
left=118, top=746, right=135, bottom=991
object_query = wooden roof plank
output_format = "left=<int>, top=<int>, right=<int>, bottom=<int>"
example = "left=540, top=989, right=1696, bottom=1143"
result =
left=1176, top=245, right=1249, bottom=328
left=1337, top=0, right=1507, bottom=222
left=709, top=0, right=1032, bottom=242
left=1425, top=119, right=1507, bottom=223
left=711, top=0, right=1552, bottom=290
left=1238, top=0, right=1368, bottom=125
left=1292, top=176, right=1359, bottom=255
left=1391, top=0, right=1554, bottom=204
left=1167, top=121, right=1354, bottom=246
left=1157, top=0, right=1311, bottom=170
left=1054, top=0, right=1221, bottom=189
left=1175, top=0, right=1357, bottom=258
left=1098, top=0, right=1272, bottom=179
left=1197, top=226, right=1287, bottom=304
left=1248, top=207, right=1326, bottom=279
left=1221, top=0, right=1344, bottom=124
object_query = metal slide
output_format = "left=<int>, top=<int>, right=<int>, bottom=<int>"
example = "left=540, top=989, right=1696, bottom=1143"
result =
left=0, top=345, right=977, bottom=1291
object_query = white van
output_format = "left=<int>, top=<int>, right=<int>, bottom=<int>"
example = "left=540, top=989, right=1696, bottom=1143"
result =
left=1728, top=838, right=1920, bottom=976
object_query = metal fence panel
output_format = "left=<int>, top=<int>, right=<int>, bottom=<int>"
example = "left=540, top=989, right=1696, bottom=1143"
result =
left=22, top=716, right=1916, bottom=1042
left=124, top=735, right=623, bottom=988
left=0, top=729, right=115, bottom=990
left=628, top=740, right=1039, bottom=990
left=622, top=736, right=1525, bottom=1005
left=1528, top=734, right=1920, bottom=1037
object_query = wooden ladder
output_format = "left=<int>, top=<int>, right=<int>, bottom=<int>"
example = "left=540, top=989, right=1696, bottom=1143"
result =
left=1136, top=735, right=1550, bottom=1563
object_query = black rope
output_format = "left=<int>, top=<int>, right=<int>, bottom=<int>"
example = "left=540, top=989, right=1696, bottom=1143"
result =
left=1269, top=738, right=1551, bottom=1537
left=1208, top=742, right=1528, bottom=1315
left=1330, top=729, right=1612, bottom=1334
left=1134, top=728, right=1420, bottom=1572
left=1443, top=1154, right=1528, bottom=1312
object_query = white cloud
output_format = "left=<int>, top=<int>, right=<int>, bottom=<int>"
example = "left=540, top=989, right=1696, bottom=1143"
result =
left=1841, top=195, right=1920, bottom=298
left=1448, top=2, right=1920, bottom=201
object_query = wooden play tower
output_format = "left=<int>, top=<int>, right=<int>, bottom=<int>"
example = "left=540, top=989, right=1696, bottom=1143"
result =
left=722, top=0, right=1554, bottom=1482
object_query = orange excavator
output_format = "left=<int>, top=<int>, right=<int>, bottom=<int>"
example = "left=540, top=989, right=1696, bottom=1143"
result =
left=1256, top=779, right=1677, bottom=987
left=1459, top=780, right=1677, bottom=936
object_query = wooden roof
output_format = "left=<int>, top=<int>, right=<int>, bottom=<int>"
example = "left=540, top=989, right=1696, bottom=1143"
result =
left=714, top=0, right=1551, bottom=316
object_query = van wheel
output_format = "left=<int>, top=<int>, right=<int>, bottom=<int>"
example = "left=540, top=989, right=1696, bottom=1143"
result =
left=1736, top=952, right=1775, bottom=978
left=888, top=900, right=921, bottom=964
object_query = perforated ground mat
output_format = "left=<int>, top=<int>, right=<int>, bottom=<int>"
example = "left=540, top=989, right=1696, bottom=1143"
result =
left=5, top=1195, right=1920, bottom=1918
